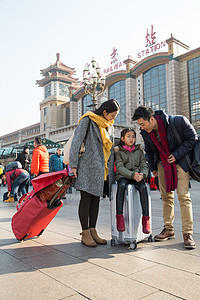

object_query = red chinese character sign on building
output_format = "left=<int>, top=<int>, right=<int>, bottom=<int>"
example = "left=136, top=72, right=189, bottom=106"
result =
left=103, top=47, right=125, bottom=74
left=110, top=47, right=118, bottom=64
left=145, top=25, right=156, bottom=47
left=137, top=25, right=166, bottom=59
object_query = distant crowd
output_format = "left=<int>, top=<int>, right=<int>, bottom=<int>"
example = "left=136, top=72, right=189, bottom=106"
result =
left=0, top=137, right=67, bottom=202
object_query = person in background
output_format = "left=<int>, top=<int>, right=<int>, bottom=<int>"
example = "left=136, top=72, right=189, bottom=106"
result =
left=4, top=169, right=30, bottom=203
left=69, top=99, right=120, bottom=247
left=49, top=147, right=65, bottom=172
left=16, top=145, right=31, bottom=192
left=132, top=106, right=197, bottom=249
left=31, top=137, right=49, bottom=177
left=16, top=145, right=31, bottom=172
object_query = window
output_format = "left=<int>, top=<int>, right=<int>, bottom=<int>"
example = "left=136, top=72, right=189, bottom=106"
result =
left=82, top=94, right=93, bottom=115
left=66, top=107, right=70, bottom=125
left=143, top=64, right=167, bottom=112
left=188, top=56, right=200, bottom=134
left=45, top=84, right=51, bottom=98
left=44, top=123, right=47, bottom=131
left=44, top=107, right=47, bottom=116
left=109, top=80, right=126, bottom=125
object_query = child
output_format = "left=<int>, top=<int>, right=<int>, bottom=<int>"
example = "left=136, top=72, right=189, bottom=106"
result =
left=114, top=128, right=151, bottom=234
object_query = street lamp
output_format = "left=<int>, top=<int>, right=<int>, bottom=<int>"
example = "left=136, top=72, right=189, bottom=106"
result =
left=83, top=57, right=106, bottom=110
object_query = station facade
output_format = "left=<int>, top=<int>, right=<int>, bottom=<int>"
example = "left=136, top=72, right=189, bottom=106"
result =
left=1, top=33, right=200, bottom=148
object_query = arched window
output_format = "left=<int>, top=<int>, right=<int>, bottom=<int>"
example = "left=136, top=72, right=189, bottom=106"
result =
left=143, top=64, right=167, bottom=112
left=82, top=94, right=93, bottom=115
left=109, top=80, right=126, bottom=125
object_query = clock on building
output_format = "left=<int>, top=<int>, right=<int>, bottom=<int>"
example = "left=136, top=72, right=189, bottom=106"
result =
left=45, top=84, right=51, bottom=98
left=59, top=84, right=69, bottom=97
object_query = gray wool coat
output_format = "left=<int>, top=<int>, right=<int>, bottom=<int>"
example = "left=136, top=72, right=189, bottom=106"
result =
left=69, top=116, right=115, bottom=197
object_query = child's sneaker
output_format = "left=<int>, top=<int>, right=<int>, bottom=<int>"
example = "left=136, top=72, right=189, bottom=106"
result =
left=116, top=214, right=125, bottom=232
left=142, top=216, right=151, bottom=234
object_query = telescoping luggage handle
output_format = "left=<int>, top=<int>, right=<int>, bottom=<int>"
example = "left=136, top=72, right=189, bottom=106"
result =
left=48, top=173, right=74, bottom=208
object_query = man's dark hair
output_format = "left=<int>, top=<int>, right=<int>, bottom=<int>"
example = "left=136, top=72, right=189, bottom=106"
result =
left=35, top=137, right=42, bottom=145
left=132, top=106, right=154, bottom=121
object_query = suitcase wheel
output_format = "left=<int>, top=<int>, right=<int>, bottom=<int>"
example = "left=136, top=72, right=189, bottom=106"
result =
left=19, top=234, right=29, bottom=242
left=130, top=242, right=137, bottom=250
left=37, top=229, right=45, bottom=237
left=111, top=238, right=116, bottom=246
left=148, top=234, right=153, bottom=242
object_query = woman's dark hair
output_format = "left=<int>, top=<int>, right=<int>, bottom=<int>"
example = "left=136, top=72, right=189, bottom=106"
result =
left=118, top=128, right=136, bottom=146
left=94, top=99, right=120, bottom=116
left=23, top=145, right=30, bottom=151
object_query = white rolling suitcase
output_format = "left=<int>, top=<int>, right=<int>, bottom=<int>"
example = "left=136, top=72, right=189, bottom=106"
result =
left=110, top=183, right=152, bottom=249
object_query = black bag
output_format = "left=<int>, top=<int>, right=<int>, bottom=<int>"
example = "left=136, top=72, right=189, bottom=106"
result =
left=170, top=117, right=200, bottom=182
left=189, top=138, right=200, bottom=182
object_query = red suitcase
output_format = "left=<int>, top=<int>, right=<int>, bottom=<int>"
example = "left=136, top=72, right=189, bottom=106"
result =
left=11, top=171, right=74, bottom=241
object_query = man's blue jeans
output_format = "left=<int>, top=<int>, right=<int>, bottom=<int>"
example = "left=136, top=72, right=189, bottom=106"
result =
left=11, top=172, right=30, bottom=197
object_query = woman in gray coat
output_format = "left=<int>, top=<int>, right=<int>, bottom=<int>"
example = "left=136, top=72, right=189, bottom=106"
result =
left=69, top=99, right=120, bottom=247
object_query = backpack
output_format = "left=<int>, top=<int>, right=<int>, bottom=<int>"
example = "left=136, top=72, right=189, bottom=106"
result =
left=63, top=120, right=91, bottom=165
left=170, top=117, right=200, bottom=182
left=189, top=138, right=200, bottom=182
left=5, top=161, right=22, bottom=173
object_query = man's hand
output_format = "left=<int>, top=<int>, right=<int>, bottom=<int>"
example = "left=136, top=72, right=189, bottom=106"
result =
left=167, top=154, right=176, bottom=164
left=71, top=168, right=77, bottom=178
left=152, top=170, right=158, bottom=177
left=7, top=191, right=10, bottom=197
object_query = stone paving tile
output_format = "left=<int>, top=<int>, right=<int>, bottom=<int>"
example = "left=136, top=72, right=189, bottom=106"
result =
left=63, top=294, right=88, bottom=299
left=0, top=270, right=76, bottom=300
left=37, top=233, right=78, bottom=246
left=128, top=247, right=200, bottom=274
left=129, top=264, right=200, bottom=299
left=0, top=249, right=33, bottom=275
left=1, top=239, right=58, bottom=259
left=0, top=229, right=17, bottom=247
left=22, top=251, right=95, bottom=278
left=59, top=265, right=157, bottom=300
left=87, top=252, right=156, bottom=276
left=143, top=291, right=180, bottom=299
left=51, top=240, right=115, bottom=261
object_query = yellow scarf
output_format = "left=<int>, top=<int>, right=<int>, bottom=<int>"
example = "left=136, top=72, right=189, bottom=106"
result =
left=79, top=112, right=114, bottom=180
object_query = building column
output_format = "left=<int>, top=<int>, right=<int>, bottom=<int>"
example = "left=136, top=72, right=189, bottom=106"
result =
left=179, top=61, right=190, bottom=120
left=167, top=59, right=181, bottom=115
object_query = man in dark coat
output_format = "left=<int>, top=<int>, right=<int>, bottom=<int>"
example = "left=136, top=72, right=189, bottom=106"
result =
left=132, top=106, right=197, bottom=249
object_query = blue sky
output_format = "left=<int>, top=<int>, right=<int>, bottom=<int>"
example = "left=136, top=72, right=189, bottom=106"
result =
left=0, top=0, right=200, bottom=136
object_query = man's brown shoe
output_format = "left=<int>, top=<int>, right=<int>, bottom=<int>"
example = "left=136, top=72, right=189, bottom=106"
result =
left=154, top=228, right=175, bottom=241
left=183, top=233, right=196, bottom=249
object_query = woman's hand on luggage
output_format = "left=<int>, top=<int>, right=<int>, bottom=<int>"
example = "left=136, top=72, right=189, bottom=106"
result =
left=71, top=168, right=77, bottom=178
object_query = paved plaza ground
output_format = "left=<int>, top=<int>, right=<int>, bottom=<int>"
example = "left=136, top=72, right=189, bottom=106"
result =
left=0, top=180, right=200, bottom=300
